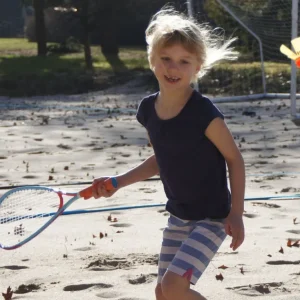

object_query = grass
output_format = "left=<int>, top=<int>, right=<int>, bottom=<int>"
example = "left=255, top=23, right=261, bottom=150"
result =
left=220, top=61, right=291, bottom=74
left=0, top=38, right=150, bottom=96
left=0, top=38, right=39, bottom=51
left=0, top=38, right=296, bottom=97
left=0, top=38, right=148, bottom=74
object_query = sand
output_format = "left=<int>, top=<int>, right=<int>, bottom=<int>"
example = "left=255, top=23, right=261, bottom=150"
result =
left=0, top=79, right=300, bottom=299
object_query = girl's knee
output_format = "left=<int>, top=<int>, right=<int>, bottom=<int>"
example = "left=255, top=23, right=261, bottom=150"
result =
left=155, top=284, right=165, bottom=300
left=161, top=271, right=189, bottom=299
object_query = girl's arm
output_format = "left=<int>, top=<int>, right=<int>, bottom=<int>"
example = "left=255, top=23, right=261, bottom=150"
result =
left=91, top=154, right=159, bottom=198
left=205, top=117, right=245, bottom=250
left=116, top=154, right=159, bottom=188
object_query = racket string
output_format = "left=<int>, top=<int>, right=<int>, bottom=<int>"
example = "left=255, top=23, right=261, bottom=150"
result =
left=0, top=189, right=61, bottom=247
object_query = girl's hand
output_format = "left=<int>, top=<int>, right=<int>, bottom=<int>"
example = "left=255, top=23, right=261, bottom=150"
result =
left=224, top=212, right=245, bottom=251
left=91, top=177, right=118, bottom=199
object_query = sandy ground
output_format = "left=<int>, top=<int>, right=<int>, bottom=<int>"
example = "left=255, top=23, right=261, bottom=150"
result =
left=0, top=79, right=300, bottom=299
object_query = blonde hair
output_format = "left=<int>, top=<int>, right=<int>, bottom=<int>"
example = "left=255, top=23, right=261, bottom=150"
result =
left=145, top=7, right=238, bottom=80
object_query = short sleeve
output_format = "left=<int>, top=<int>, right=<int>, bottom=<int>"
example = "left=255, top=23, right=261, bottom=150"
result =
left=201, top=98, right=224, bottom=131
left=136, top=98, right=146, bottom=127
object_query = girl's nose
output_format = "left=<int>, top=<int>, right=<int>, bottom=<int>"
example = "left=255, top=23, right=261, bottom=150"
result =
left=167, top=61, right=179, bottom=70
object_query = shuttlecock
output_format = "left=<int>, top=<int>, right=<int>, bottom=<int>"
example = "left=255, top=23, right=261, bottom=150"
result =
left=291, top=37, right=300, bottom=55
left=280, top=37, right=300, bottom=68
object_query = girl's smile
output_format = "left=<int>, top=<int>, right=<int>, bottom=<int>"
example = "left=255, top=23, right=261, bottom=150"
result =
left=152, top=44, right=200, bottom=91
left=164, top=75, right=181, bottom=83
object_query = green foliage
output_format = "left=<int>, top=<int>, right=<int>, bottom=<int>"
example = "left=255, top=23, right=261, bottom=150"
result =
left=0, top=38, right=148, bottom=96
left=47, top=37, right=82, bottom=54
left=0, top=38, right=297, bottom=97
left=204, top=0, right=293, bottom=61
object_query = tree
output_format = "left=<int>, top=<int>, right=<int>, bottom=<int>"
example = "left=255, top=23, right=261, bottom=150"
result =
left=69, top=0, right=94, bottom=69
left=80, top=0, right=93, bottom=70
left=94, top=0, right=123, bottom=56
left=33, top=0, right=47, bottom=56
left=23, top=0, right=63, bottom=56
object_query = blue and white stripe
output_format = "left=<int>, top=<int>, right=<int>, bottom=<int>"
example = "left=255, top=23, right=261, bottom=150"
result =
left=157, top=214, right=227, bottom=285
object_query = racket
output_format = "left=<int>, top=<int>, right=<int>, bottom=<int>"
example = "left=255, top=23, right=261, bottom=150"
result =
left=0, top=177, right=117, bottom=250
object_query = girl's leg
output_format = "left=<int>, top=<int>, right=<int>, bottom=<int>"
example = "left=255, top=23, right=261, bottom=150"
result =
left=155, top=284, right=167, bottom=300
left=160, top=218, right=227, bottom=300
left=156, top=215, right=192, bottom=300
left=161, top=271, right=206, bottom=300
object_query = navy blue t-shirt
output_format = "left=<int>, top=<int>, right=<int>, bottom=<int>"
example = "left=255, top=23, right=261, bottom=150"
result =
left=136, top=90, right=231, bottom=220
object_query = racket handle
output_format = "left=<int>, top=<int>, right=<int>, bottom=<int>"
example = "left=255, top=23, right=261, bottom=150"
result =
left=79, top=177, right=118, bottom=199
left=104, top=177, right=118, bottom=191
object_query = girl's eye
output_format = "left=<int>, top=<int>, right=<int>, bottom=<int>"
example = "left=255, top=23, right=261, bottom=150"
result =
left=181, top=60, right=189, bottom=64
left=161, top=57, right=170, bottom=61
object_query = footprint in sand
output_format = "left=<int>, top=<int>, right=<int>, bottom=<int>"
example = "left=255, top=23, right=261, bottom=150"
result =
left=96, top=291, right=121, bottom=298
left=1, top=265, right=29, bottom=270
left=110, top=223, right=132, bottom=228
left=128, top=273, right=157, bottom=285
left=139, top=188, right=157, bottom=193
left=286, top=229, right=300, bottom=234
left=117, top=161, right=128, bottom=165
left=118, top=298, right=146, bottom=300
left=22, top=175, right=39, bottom=179
left=14, top=284, right=40, bottom=294
left=88, top=257, right=131, bottom=271
left=74, top=246, right=93, bottom=251
left=157, top=209, right=169, bottom=217
left=57, top=144, right=72, bottom=150
left=243, top=213, right=259, bottom=218
left=87, top=254, right=158, bottom=271
left=266, top=260, right=300, bottom=265
left=227, top=282, right=289, bottom=296
left=63, top=283, right=112, bottom=291
left=252, top=202, right=281, bottom=208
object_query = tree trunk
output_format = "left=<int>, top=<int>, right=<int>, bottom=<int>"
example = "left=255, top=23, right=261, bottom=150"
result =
left=33, top=0, right=47, bottom=56
left=98, top=1, right=119, bottom=56
left=80, top=0, right=93, bottom=70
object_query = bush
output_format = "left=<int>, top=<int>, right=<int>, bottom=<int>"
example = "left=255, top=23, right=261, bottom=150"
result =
left=47, top=37, right=82, bottom=55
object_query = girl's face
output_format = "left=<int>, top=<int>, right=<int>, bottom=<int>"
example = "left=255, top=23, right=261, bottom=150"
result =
left=151, top=43, right=201, bottom=91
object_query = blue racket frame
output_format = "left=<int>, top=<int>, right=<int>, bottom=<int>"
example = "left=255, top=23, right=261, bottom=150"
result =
left=0, top=186, right=80, bottom=250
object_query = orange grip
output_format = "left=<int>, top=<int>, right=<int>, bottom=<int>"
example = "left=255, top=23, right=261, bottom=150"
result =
left=79, top=178, right=117, bottom=199
left=103, top=178, right=116, bottom=191
left=79, top=186, right=93, bottom=199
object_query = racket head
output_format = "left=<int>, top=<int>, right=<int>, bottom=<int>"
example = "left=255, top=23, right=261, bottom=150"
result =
left=0, top=186, right=78, bottom=250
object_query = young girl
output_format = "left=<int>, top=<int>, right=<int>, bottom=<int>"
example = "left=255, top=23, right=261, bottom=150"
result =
left=91, top=7, right=245, bottom=300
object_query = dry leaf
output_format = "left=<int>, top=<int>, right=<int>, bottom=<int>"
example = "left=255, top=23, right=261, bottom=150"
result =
left=218, top=265, right=229, bottom=270
left=107, top=214, right=112, bottom=221
left=240, top=267, right=245, bottom=275
left=287, top=239, right=299, bottom=247
left=99, top=232, right=104, bottom=239
left=279, top=246, right=284, bottom=254
left=2, top=287, right=13, bottom=300
left=293, top=217, right=297, bottom=224
left=116, top=230, right=123, bottom=233
left=216, top=273, right=224, bottom=281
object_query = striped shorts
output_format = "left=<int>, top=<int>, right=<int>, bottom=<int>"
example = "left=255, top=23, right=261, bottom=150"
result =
left=157, top=214, right=227, bottom=285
